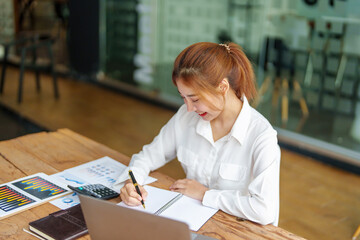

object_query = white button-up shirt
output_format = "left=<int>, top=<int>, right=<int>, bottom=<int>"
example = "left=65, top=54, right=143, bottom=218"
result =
left=115, top=97, right=280, bottom=226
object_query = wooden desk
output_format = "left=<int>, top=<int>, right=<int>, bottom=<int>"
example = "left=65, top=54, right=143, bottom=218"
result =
left=0, top=129, right=306, bottom=240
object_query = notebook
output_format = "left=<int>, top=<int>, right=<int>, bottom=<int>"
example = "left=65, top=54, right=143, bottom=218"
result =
left=117, top=185, right=218, bottom=231
left=29, top=204, right=87, bottom=240
left=79, top=194, right=218, bottom=240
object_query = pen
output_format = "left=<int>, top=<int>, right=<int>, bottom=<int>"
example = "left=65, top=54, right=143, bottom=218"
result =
left=353, top=225, right=360, bottom=240
left=128, top=170, right=145, bottom=209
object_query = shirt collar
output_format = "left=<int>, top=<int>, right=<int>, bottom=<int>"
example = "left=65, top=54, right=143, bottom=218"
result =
left=196, top=117, right=213, bottom=144
left=195, top=96, right=251, bottom=145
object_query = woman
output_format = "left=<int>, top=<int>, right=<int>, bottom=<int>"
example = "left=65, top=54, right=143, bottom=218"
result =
left=115, top=42, right=281, bottom=226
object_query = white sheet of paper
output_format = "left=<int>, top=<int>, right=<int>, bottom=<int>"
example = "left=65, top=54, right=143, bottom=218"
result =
left=64, top=156, right=126, bottom=188
left=61, top=156, right=157, bottom=190
left=160, top=194, right=218, bottom=231
left=51, top=172, right=90, bottom=190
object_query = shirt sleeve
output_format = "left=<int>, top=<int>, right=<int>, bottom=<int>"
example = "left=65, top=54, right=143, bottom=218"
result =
left=202, top=131, right=281, bottom=226
left=114, top=109, right=180, bottom=187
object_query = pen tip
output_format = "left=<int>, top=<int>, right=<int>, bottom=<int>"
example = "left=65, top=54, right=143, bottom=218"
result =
left=142, top=203, right=146, bottom=209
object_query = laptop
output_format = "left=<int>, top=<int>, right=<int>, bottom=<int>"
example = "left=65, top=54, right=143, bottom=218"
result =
left=79, top=194, right=217, bottom=240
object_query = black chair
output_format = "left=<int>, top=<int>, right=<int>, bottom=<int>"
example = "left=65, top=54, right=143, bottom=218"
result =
left=0, top=34, right=59, bottom=103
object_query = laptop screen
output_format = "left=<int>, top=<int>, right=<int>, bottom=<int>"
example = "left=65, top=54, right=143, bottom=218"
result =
left=79, top=194, right=192, bottom=240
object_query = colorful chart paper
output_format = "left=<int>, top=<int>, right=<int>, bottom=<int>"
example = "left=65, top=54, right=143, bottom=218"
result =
left=0, top=186, right=35, bottom=212
left=12, top=176, right=67, bottom=200
left=0, top=173, right=69, bottom=220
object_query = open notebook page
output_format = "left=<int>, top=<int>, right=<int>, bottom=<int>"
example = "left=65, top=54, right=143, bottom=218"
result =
left=117, top=185, right=218, bottom=231
left=117, top=185, right=181, bottom=214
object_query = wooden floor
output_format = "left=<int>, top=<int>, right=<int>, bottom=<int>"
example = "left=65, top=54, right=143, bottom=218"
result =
left=0, top=66, right=359, bottom=240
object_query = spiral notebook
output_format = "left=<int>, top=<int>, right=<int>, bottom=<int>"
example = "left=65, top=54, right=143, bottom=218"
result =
left=117, top=185, right=218, bottom=231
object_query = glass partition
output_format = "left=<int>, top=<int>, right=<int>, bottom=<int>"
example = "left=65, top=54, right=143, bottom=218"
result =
left=99, top=0, right=360, bottom=166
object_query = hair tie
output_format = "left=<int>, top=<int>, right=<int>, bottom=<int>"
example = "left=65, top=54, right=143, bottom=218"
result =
left=219, top=43, right=230, bottom=53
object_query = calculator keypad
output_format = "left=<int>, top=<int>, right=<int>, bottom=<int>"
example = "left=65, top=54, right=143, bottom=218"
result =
left=84, top=184, right=119, bottom=199
left=69, top=184, right=119, bottom=200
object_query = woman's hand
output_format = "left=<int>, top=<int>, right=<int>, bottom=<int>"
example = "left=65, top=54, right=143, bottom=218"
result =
left=120, top=179, right=148, bottom=206
left=169, top=179, right=209, bottom=201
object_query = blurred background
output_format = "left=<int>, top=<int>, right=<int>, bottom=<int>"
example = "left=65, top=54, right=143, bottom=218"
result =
left=0, top=0, right=359, bottom=239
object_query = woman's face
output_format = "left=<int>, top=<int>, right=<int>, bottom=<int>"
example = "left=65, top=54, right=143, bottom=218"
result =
left=176, top=79, right=223, bottom=121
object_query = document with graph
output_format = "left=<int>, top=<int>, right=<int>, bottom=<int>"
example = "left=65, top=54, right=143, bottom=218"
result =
left=51, top=156, right=157, bottom=192
left=49, top=156, right=157, bottom=210
left=0, top=173, right=69, bottom=220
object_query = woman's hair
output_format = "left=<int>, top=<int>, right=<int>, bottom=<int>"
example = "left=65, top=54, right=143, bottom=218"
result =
left=172, top=42, right=257, bottom=106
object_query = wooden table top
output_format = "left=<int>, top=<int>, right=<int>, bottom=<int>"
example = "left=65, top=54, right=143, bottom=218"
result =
left=0, top=129, right=306, bottom=240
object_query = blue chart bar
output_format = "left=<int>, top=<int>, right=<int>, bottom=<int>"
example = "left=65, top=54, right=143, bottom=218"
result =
left=0, top=186, right=35, bottom=212
left=12, top=176, right=67, bottom=200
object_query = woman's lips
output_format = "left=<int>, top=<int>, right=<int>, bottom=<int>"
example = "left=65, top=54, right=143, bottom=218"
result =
left=199, top=112, right=207, bottom=117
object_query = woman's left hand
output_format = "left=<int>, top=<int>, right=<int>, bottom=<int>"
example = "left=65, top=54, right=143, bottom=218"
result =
left=169, top=179, right=209, bottom=201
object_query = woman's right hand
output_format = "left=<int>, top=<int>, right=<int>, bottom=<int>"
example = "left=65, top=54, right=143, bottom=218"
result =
left=119, top=179, right=148, bottom=206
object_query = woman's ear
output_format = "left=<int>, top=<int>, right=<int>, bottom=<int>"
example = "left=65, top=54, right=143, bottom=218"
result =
left=219, top=78, right=230, bottom=94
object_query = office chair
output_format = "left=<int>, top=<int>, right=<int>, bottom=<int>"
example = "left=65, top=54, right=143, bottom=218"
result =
left=0, top=33, right=59, bottom=103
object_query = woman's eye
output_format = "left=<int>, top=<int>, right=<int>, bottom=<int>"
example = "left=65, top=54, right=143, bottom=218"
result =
left=192, top=99, right=199, bottom=102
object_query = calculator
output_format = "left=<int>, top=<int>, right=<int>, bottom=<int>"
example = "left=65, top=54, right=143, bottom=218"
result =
left=68, top=184, right=119, bottom=200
